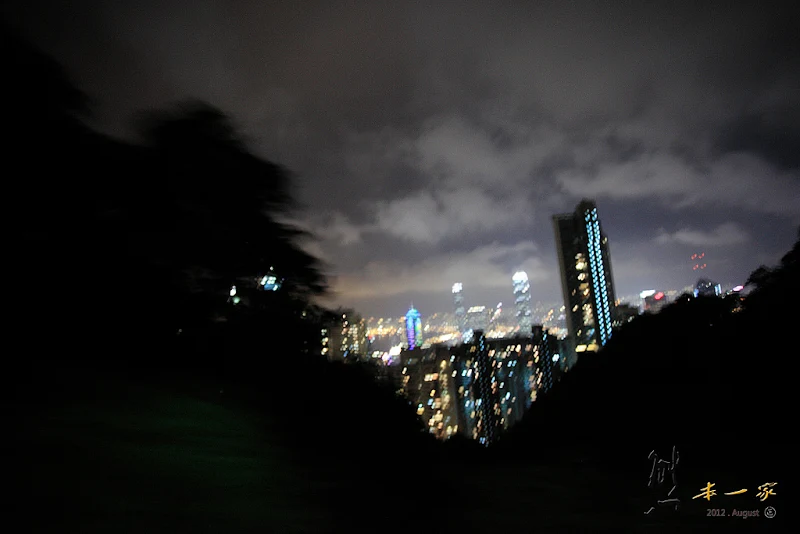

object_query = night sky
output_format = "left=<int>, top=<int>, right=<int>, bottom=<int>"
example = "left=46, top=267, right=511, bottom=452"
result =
left=6, top=1, right=799, bottom=318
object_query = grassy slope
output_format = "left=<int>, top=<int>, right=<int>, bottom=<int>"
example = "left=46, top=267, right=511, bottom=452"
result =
left=13, top=371, right=784, bottom=533
left=17, top=378, right=330, bottom=533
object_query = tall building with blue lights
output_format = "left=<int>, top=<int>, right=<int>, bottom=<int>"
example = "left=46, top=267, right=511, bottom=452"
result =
left=553, top=200, right=617, bottom=353
left=405, top=306, right=423, bottom=349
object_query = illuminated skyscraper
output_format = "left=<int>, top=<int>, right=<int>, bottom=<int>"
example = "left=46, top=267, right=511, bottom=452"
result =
left=490, top=302, right=503, bottom=326
left=452, top=283, right=466, bottom=333
left=532, top=325, right=561, bottom=394
left=405, top=306, right=423, bottom=349
left=553, top=200, right=617, bottom=353
left=512, top=271, right=532, bottom=332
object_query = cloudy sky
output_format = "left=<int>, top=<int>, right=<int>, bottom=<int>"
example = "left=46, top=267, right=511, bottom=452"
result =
left=5, top=0, right=799, bottom=318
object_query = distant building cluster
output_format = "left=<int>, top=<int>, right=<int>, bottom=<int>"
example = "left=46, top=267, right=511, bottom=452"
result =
left=318, top=198, right=745, bottom=447
left=641, top=290, right=669, bottom=314
left=450, top=271, right=534, bottom=344
left=694, top=278, right=722, bottom=298
left=321, top=309, right=369, bottom=362
left=512, top=271, right=533, bottom=332
left=397, top=327, right=572, bottom=445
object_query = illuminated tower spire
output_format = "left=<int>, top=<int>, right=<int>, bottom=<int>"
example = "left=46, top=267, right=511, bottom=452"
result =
left=452, top=283, right=465, bottom=334
left=512, top=272, right=532, bottom=332
left=404, top=306, right=422, bottom=350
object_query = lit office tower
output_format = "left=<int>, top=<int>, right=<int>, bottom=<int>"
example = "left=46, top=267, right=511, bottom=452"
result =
left=532, top=325, right=561, bottom=395
left=553, top=199, right=617, bottom=353
left=405, top=306, right=423, bottom=350
left=452, top=283, right=466, bottom=333
left=468, top=331, right=500, bottom=445
left=512, top=271, right=532, bottom=332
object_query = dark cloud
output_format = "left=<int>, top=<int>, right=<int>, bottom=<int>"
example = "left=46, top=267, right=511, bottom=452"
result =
left=655, top=223, right=750, bottom=247
left=4, top=0, right=799, bottom=317
left=716, top=113, right=800, bottom=171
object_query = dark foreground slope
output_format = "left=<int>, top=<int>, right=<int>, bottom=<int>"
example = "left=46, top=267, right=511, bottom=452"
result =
left=11, top=357, right=787, bottom=534
left=11, top=359, right=432, bottom=534
left=493, top=235, right=796, bottom=531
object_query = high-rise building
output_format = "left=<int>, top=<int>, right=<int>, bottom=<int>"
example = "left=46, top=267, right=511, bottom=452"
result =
left=405, top=306, right=423, bottom=349
left=489, top=302, right=503, bottom=326
left=532, top=325, right=561, bottom=394
left=321, top=308, right=368, bottom=361
left=469, top=331, right=500, bottom=445
left=399, top=347, right=458, bottom=440
left=452, top=283, right=466, bottom=333
left=512, top=271, right=533, bottom=332
left=553, top=199, right=617, bottom=353
left=399, top=329, right=564, bottom=446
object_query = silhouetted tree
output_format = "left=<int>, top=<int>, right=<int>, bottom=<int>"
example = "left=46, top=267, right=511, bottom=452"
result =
left=744, top=225, right=799, bottom=318
left=2, top=23, right=89, bottom=124
left=4, top=27, right=328, bottom=373
left=4, top=26, right=115, bottom=365
left=134, top=102, right=326, bottom=316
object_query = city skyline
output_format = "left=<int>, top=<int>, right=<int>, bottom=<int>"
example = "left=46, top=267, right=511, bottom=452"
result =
left=359, top=282, right=742, bottom=322
left=5, top=1, right=799, bottom=319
